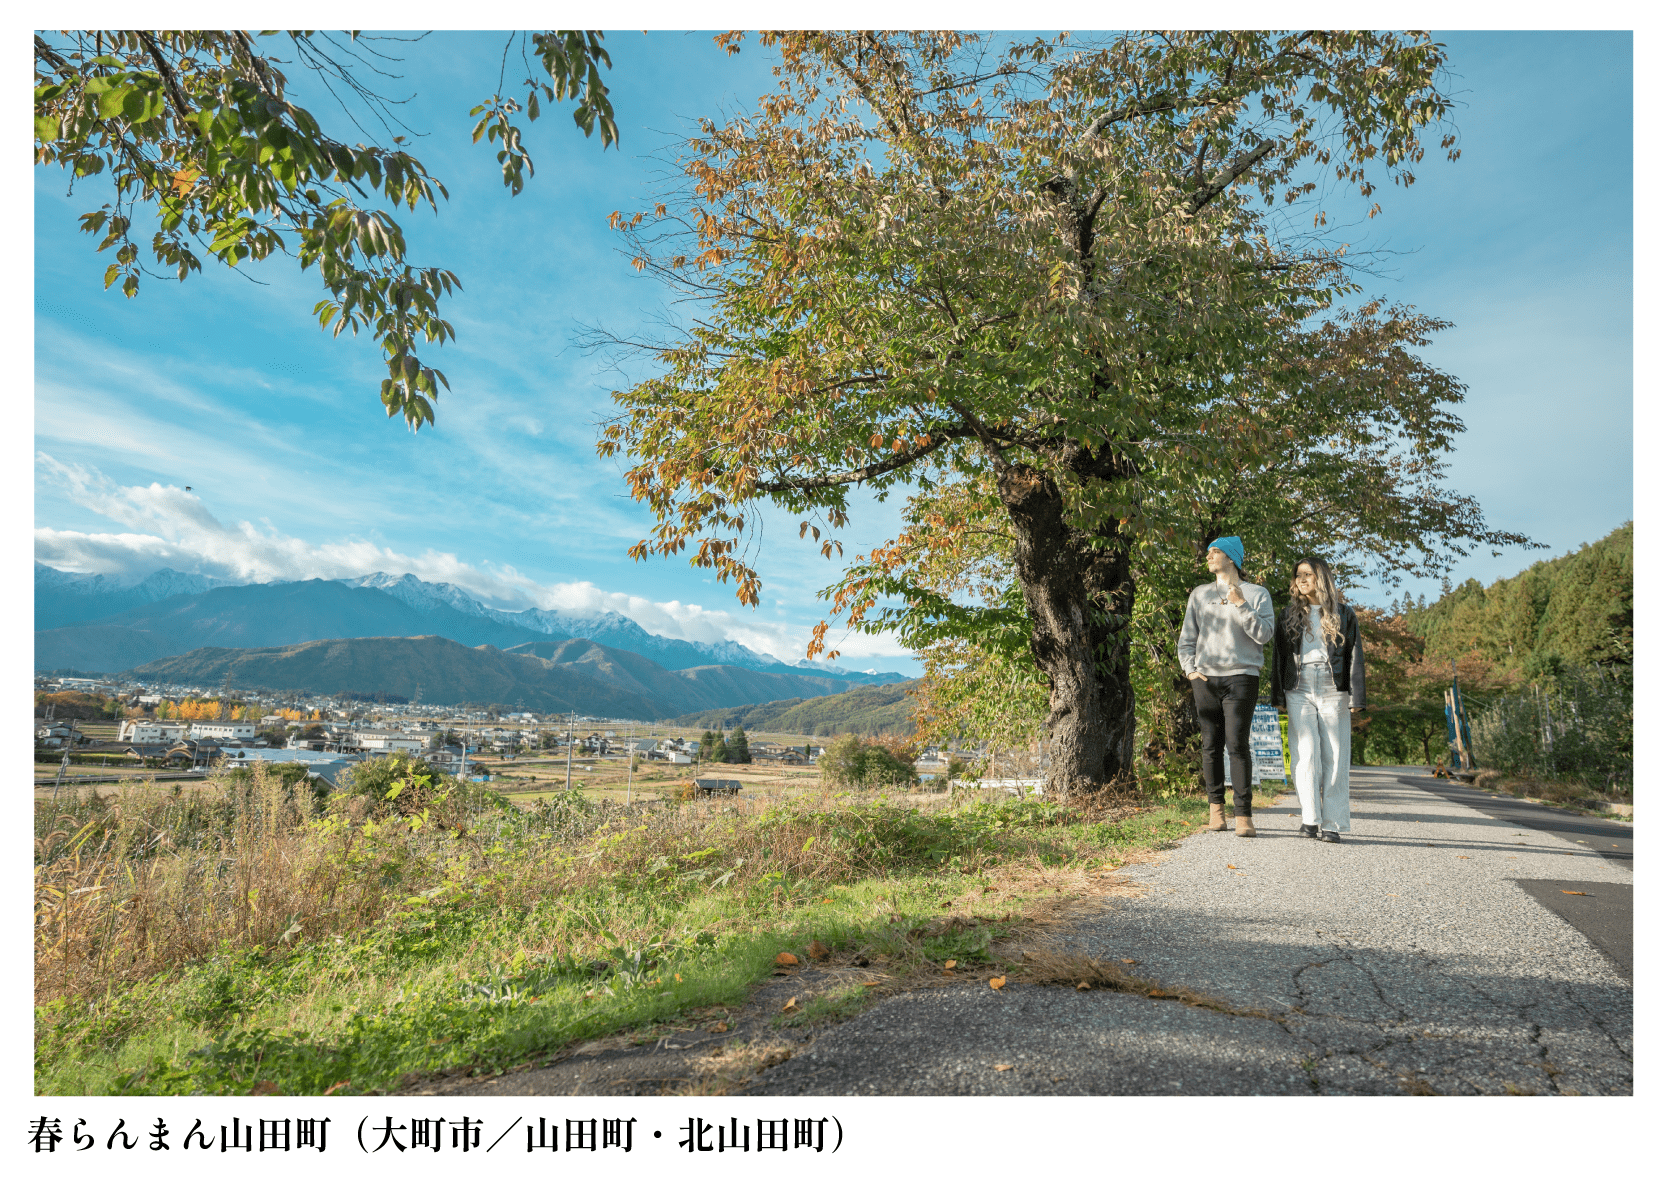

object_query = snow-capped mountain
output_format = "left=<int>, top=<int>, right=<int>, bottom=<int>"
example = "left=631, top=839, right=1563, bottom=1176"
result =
left=335, top=572, right=906, bottom=683
left=33, top=564, right=908, bottom=685
left=35, top=563, right=232, bottom=630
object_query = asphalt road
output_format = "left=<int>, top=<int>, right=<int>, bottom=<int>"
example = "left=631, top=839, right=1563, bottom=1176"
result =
left=1412, top=772, right=1632, bottom=864
left=747, top=766, right=1633, bottom=1096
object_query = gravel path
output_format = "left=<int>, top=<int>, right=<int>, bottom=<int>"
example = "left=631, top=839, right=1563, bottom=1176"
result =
left=751, top=766, right=1633, bottom=1096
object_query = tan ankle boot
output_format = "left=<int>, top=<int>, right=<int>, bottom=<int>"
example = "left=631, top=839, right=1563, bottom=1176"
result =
left=1206, top=803, right=1227, bottom=831
left=1235, top=815, right=1257, bottom=837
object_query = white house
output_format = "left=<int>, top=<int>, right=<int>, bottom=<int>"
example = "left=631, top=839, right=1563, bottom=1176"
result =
left=119, top=720, right=188, bottom=744
left=189, top=721, right=257, bottom=742
left=352, top=729, right=427, bottom=753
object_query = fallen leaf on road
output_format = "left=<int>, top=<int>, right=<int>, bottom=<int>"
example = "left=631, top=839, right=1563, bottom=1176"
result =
left=862, top=982, right=879, bottom=988
left=781, top=997, right=799, bottom=1013
left=709, top=1022, right=728, bottom=1033
left=945, top=959, right=957, bottom=969
left=776, top=952, right=798, bottom=966
left=989, top=976, right=1007, bottom=990
left=1148, top=990, right=1164, bottom=997
left=1561, top=891, right=1588, bottom=896
left=1121, top=958, right=1138, bottom=965
left=1076, top=981, right=1091, bottom=991
left=808, top=940, right=831, bottom=961
left=994, top=1063, right=1013, bottom=1071
left=1456, top=856, right=1470, bottom=859
left=1226, top=864, right=1238, bottom=869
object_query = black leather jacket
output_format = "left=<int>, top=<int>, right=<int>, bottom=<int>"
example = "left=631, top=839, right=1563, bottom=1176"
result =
left=1269, top=601, right=1366, bottom=710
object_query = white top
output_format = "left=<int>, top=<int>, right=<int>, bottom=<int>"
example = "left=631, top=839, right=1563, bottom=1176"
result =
left=1299, top=605, right=1329, bottom=664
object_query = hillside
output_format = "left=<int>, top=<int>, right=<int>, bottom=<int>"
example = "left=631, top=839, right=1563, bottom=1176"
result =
left=1402, top=522, right=1632, bottom=670
left=126, top=635, right=860, bottom=719
left=668, top=680, right=920, bottom=737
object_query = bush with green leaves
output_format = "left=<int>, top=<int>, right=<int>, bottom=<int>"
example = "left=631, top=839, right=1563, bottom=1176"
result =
left=1470, top=665, right=1632, bottom=794
left=818, top=735, right=919, bottom=790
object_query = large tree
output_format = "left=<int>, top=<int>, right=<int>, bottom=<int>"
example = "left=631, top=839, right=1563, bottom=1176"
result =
left=35, top=30, right=618, bottom=427
left=598, top=30, right=1527, bottom=795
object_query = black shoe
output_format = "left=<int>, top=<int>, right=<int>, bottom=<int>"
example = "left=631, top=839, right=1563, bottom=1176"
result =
left=1298, top=824, right=1319, bottom=839
left=1319, top=830, right=1341, bottom=844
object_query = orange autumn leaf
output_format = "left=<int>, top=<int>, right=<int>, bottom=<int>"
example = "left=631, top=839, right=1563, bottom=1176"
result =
left=989, top=975, right=1006, bottom=990
left=1076, top=980, right=1091, bottom=991
left=1561, top=890, right=1588, bottom=896
left=781, top=996, right=799, bottom=1013
left=993, top=1063, right=1013, bottom=1071
left=808, top=940, right=831, bottom=960
left=944, top=959, right=957, bottom=969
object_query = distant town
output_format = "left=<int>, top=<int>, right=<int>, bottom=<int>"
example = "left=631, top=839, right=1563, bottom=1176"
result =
left=34, top=673, right=987, bottom=790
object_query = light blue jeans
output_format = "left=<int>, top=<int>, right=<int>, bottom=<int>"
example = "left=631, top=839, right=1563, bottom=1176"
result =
left=1289, top=663, right=1352, bottom=832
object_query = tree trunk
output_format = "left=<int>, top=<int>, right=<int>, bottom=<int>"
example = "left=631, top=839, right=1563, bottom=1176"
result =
left=997, top=460, right=1137, bottom=794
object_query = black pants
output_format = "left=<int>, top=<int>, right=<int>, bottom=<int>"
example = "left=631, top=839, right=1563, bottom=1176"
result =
left=1192, top=674, right=1259, bottom=816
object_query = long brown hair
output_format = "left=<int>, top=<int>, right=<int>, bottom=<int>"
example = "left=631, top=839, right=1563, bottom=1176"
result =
left=1283, top=555, right=1345, bottom=647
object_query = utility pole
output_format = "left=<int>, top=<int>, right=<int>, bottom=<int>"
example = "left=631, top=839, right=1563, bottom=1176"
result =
left=565, top=711, right=575, bottom=792
left=51, top=745, right=70, bottom=804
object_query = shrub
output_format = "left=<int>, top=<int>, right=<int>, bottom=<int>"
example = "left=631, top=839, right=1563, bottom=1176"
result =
left=1470, top=664, right=1631, bottom=794
left=818, top=735, right=919, bottom=790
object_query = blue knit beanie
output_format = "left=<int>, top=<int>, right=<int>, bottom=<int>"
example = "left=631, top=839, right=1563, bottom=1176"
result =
left=1207, top=536, right=1245, bottom=571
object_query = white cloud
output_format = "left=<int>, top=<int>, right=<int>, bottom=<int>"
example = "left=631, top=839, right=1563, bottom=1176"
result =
left=34, top=453, right=913, bottom=666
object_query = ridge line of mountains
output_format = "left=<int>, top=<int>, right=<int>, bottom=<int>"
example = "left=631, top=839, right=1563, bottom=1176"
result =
left=34, top=565, right=910, bottom=720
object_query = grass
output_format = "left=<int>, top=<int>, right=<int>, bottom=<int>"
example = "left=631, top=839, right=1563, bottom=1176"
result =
left=35, top=758, right=1265, bottom=1096
left=1468, top=768, right=1632, bottom=817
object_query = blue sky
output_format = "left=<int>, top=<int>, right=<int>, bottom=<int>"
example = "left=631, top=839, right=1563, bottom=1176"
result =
left=33, top=31, right=1632, bottom=672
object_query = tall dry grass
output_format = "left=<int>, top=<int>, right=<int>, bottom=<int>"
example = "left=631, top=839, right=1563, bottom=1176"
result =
left=36, top=761, right=1049, bottom=1009
left=36, top=768, right=409, bottom=1005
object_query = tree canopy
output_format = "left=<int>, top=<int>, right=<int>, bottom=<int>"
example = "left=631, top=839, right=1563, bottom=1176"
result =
left=595, top=31, right=1532, bottom=793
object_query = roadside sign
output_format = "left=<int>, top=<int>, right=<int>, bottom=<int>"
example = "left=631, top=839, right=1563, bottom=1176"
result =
left=1251, top=704, right=1287, bottom=784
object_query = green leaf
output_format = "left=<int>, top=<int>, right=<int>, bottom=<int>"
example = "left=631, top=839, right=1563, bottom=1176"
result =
left=97, top=87, right=129, bottom=121
left=35, top=114, right=61, bottom=142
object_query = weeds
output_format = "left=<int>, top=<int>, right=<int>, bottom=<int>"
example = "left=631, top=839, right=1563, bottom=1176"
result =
left=37, top=759, right=1220, bottom=1095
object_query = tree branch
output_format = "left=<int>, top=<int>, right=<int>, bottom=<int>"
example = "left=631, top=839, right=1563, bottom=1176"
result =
left=757, top=430, right=972, bottom=493
left=136, top=32, right=195, bottom=127
left=1185, top=138, right=1276, bottom=214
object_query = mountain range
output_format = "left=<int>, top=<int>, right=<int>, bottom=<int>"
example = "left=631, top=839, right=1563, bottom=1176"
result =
left=126, top=635, right=858, bottom=720
left=34, top=564, right=908, bottom=703
left=34, top=565, right=903, bottom=683
left=35, top=565, right=231, bottom=630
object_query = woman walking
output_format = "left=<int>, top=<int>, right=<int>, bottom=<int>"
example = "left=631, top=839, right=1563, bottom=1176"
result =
left=1176, top=537, right=1277, bottom=836
left=1270, top=556, right=1365, bottom=843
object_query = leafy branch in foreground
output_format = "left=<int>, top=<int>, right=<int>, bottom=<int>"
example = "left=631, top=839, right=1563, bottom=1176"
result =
left=34, top=30, right=618, bottom=429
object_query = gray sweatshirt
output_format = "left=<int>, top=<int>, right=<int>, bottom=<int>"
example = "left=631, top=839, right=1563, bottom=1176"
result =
left=1176, top=580, right=1277, bottom=678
